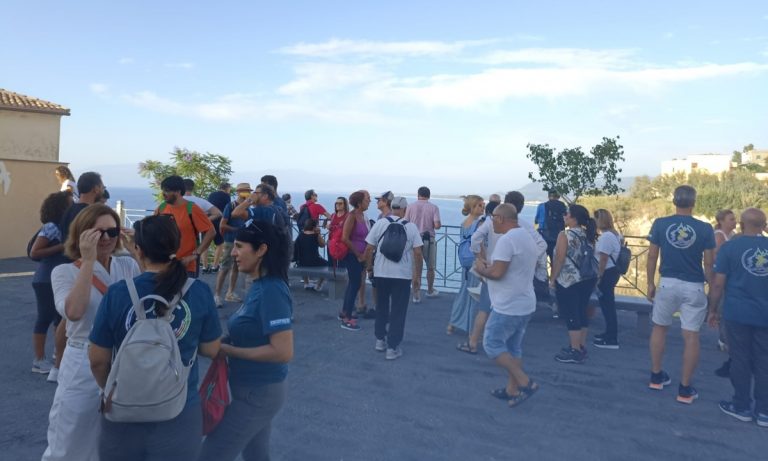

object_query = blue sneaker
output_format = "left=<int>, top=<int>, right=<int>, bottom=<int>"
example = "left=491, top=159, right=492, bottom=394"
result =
left=757, top=413, right=768, bottom=428
left=676, top=384, right=698, bottom=404
left=649, top=371, right=671, bottom=390
left=719, top=401, right=753, bottom=422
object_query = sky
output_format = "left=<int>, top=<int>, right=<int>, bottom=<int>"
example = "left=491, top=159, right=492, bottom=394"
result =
left=2, top=1, right=767, bottom=194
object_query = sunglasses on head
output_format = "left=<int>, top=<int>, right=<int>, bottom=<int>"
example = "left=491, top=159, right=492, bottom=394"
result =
left=98, top=227, right=120, bottom=238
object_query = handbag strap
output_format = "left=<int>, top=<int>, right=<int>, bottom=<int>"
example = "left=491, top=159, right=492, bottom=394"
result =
left=74, top=259, right=109, bottom=295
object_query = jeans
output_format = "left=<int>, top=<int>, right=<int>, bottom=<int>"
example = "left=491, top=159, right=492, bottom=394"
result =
left=198, top=382, right=286, bottom=461
left=374, top=278, right=411, bottom=349
left=483, top=311, right=532, bottom=359
left=725, top=320, right=768, bottom=413
left=99, top=402, right=202, bottom=461
left=341, top=253, right=363, bottom=318
left=597, top=267, right=621, bottom=341
left=556, top=278, right=597, bottom=331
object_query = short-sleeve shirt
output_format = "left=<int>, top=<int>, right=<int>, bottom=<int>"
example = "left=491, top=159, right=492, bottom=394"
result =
left=60, top=202, right=89, bottom=244
left=596, top=231, right=622, bottom=270
left=227, top=276, right=293, bottom=385
left=155, top=200, right=214, bottom=273
left=222, top=201, right=245, bottom=243
left=293, top=232, right=327, bottom=267
left=556, top=228, right=590, bottom=288
left=32, top=222, right=68, bottom=283
left=365, top=216, right=423, bottom=280
left=487, top=228, right=539, bottom=316
left=404, top=200, right=441, bottom=237
left=648, top=215, right=715, bottom=283
left=89, top=272, right=222, bottom=405
left=247, top=205, right=286, bottom=229
left=207, top=190, right=231, bottom=213
left=715, top=235, right=768, bottom=327
left=302, top=201, right=328, bottom=221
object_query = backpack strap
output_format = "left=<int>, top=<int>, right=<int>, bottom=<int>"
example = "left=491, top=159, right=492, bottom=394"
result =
left=376, top=216, right=402, bottom=247
left=74, top=259, right=109, bottom=295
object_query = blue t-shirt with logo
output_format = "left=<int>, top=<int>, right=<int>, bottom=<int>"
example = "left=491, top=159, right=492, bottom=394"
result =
left=89, top=273, right=223, bottom=405
left=227, top=276, right=292, bottom=386
left=222, top=201, right=246, bottom=243
left=648, top=215, right=715, bottom=283
left=715, top=235, right=768, bottom=327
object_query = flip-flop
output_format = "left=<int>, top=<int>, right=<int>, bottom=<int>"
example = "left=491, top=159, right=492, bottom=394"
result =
left=456, top=342, right=478, bottom=355
left=509, top=380, right=539, bottom=407
left=491, top=387, right=513, bottom=400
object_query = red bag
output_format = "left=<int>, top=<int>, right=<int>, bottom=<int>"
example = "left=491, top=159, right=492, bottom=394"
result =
left=328, top=214, right=350, bottom=261
left=199, top=355, right=230, bottom=435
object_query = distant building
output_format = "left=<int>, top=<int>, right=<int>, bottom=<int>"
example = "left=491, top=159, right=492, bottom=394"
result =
left=0, top=89, right=70, bottom=258
left=742, top=149, right=768, bottom=167
left=660, top=154, right=732, bottom=176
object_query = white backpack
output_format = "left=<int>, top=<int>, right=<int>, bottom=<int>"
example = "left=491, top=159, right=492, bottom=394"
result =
left=102, top=277, right=196, bottom=423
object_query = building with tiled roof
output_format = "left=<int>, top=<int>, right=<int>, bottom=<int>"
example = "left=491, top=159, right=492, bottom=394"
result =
left=0, top=89, right=70, bottom=116
left=0, top=88, right=71, bottom=257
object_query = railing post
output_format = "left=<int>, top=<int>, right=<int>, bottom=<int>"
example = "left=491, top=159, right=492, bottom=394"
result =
left=115, top=200, right=126, bottom=227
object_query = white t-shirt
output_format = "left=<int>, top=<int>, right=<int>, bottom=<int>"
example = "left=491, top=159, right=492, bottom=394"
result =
left=60, top=179, right=79, bottom=202
left=185, top=195, right=215, bottom=212
left=595, top=231, right=622, bottom=270
left=51, top=255, right=140, bottom=342
left=487, top=227, right=539, bottom=316
left=365, top=216, right=423, bottom=280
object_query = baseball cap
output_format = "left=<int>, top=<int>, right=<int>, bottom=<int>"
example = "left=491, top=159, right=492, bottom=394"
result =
left=391, top=197, right=408, bottom=209
left=235, top=182, right=253, bottom=192
left=375, top=191, right=394, bottom=201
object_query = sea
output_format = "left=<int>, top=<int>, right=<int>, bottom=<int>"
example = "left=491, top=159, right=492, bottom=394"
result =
left=107, top=187, right=537, bottom=226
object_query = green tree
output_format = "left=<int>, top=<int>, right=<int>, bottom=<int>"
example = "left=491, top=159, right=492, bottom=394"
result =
left=731, top=150, right=742, bottom=164
left=526, top=136, right=625, bottom=203
left=138, top=147, right=233, bottom=201
left=743, top=143, right=754, bottom=153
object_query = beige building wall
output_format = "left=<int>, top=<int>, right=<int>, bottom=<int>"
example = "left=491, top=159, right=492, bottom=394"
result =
left=0, top=159, right=64, bottom=258
left=0, top=111, right=62, bottom=162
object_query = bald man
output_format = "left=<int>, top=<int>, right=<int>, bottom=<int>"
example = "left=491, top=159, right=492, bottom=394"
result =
left=707, top=208, right=768, bottom=426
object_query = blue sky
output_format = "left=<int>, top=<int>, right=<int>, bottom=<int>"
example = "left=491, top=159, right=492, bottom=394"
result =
left=3, top=1, right=767, bottom=194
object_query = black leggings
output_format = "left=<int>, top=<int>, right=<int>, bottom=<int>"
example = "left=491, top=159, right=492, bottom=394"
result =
left=32, top=282, right=62, bottom=334
left=556, top=278, right=596, bottom=331
left=597, top=267, right=621, bottom=341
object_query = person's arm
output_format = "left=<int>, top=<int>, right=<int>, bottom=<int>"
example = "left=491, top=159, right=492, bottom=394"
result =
left=706, top=273, right=726, bottom=328
left=412, top=246, right=423, bottom=279
left=222, top=330, right=293, bottom=363
left=231, top=195, right=254, bottom=219
left=29, top=236, right=64, bottom=260
left=433, top=208, right=442, bottom=230
left=646, top=243, right=660, bottom=301
left=316, top=229, right=326, bottom=248
left=64, top=228, right=102, bottom=321
left=198, top=339, right=221, bottom=359
left=549, top=231, right=568, bottom=287
left=597, top=253, right=609, bottom=279
left=207, top=206, right=222, bottom=221
left=703, top=248, right=714, bottom=286
left=470, top=218, right=490, bottom=254
left=475, top=259, right=510, bottom=280
left=363, top=243, right=375, bottom=272
left=341, top=213, right=359, bottom=258
left=89, top=344, right=112, bottom=389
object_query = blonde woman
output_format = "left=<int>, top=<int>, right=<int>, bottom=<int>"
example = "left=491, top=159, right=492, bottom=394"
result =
left=450, top=195, right=485, bottom=347
left=592, top=209, right=623, bottom=349
left=713, top=208, right=737, bottom=377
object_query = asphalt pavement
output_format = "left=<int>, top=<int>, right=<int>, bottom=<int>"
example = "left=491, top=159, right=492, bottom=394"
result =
left=0, top=256, right=763, bottom=461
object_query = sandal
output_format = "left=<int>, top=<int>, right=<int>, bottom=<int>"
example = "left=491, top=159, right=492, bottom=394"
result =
left=508, top=380, right=539, bottom=407
left=491, top=387, right=513, bottom=400
left=446, top=325, right=455, bottom=335
left=456, top=342, right=478, bottom=355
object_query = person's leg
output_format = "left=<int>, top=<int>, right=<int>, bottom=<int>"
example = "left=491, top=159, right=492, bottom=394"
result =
left=145, top=403, right=202, bottom=461
left=555, top=283, right=581, bottom=349
left=374, top=278, right=391, bottom=341
left=426, top=240, right=437, bottom=293
left=468, top=311, right=488, bottom=350
left=725, top=320, right=753, bottom=411
left=495, top=353, right=528, bottom=396
left=577, top=279, right=596, bottom=348
left=357, top=269, right=367, bottom=309
left=680, top=330, right=700, bottom=386
left=385, top=279, right=411, bottom=349
left=32, top=282, right=56, bottom=361
left=99, top=417, right=146, bottom=461
left=753, top=326, right=768, bottom=415
left=53, top=318, right=65, bottom=369
left=215, top=265, right=230, bottom=297
left=678, top=281, right=707, bottom=386
left=342, top=254, right=363, bottom=318
left=213, top=242, right=223, bottom=268
left=650, top=325, right=668, bottom=373
left=598, top=268, right=620, bottom=341
left=649, top=278, right=678, bottom=374
left=228, top=262, right=240, bottom=296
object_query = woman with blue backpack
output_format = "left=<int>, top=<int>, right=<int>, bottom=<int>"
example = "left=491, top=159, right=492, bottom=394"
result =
left=449, top=195, right=485, bottom=342
left=549, top=204, right=599, bottom=364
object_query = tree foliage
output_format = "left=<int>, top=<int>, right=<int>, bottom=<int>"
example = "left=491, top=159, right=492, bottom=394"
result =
left=138, top=147, right=233, bottom=201
left=527, top=136, right=625, bottom=203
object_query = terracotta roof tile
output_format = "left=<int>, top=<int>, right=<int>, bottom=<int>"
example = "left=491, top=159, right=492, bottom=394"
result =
left=0, top=89, right=70, bottom=116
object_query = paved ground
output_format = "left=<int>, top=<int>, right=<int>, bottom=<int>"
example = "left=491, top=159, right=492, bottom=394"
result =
left=1, top=256, right=764, bottom=461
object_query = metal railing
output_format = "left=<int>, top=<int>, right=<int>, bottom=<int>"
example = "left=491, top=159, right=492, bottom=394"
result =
left=115, top=202, right=650, bottom=297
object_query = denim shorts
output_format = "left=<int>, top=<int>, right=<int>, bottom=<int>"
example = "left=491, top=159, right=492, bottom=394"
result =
left=483, top=311, right=532, bottom=359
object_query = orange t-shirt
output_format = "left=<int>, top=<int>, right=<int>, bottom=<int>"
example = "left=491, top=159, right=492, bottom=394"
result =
left=155, top=200, right=214, bottom=273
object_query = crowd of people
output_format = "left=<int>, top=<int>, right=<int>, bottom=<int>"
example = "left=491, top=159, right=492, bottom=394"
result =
left=26, top=167, right=768, bottom=460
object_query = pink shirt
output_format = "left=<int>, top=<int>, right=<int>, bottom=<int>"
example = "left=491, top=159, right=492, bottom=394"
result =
left=405, top=199, right=441, bottom=236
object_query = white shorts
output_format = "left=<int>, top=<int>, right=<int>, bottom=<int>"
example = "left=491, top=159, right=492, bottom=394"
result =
left=652, top=277, right=708, bottom=332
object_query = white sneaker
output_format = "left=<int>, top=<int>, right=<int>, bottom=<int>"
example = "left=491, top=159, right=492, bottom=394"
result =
left=32, top=358, right=52, bottom=374
left=412, top=290, right=421, bottom=304
left=375, top=339, right=387, bottom=352
left=47, top=367, right=59, bottom=383
left=385, top=347, right=403, bottom=360
left=467, top=283, right=482, bottom=302
left=214, top=295, right=223, bottom=308
left=426, top=289, right=440, bottom=298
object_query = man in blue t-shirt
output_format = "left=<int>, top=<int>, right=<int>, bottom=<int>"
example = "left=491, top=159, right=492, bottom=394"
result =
left=646, top=185, right=715, bottom=404
left=213, top=182, right=250, bottom=307
left=707, top=208, right=768, bottom=426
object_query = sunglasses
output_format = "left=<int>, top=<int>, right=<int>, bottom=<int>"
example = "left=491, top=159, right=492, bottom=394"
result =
left=98, top=227, right=120, bottom=238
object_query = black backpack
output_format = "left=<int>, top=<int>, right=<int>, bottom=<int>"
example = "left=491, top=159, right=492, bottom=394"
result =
left=296, top=205, right=311, bottom=230
left=567, top=230, right=599, bottom=280
left=377, top=217, right=409, bottom=263
left=610, top=237, right=632, bottom=275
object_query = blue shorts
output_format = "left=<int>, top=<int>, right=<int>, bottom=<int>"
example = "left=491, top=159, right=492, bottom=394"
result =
left=483, top=311, right=532, bottom=359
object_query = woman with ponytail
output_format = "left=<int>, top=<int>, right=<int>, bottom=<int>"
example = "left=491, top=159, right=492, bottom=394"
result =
left=88, top=215, right=222, bottom=461
left=43, top=204, right=140, bottom=461
left=199, top=221, right=293, bottom=461
left=549, top=204, right=598, bottom=364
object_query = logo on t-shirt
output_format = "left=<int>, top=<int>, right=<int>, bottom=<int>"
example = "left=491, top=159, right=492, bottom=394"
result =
left=124, top=300, right=192, bottom=340
left=665, top=223, right=696, bottom=249
left=269, top=318, right=291, bottom=327
left=741, top=247, right=768, bottom=277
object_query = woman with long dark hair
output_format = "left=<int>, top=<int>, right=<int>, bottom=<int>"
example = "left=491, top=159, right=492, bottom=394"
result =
left=199, top=221, right=293, bottom=461
left=88, top=215, right=222, bottom=461
left=592, top=208, right=623, bottom=349
left=54, top=166, right=78, bottom=201
left=339, top=190, right=371, bottom=330
left=43, top=204, right=140, bottom=461
left=549, top=204, right=598, bottom=364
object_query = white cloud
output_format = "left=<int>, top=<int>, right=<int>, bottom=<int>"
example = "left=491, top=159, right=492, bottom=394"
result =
left=663, top=32, right=675, bottom=39
left=473, top=48, right=636, bottom=68
left=165, top=62, right=195, bottom=69
left=277, top=63, right=387, bottom=95
left=89, top=83, right=109, bottom=95
left=278, top=38, right=490, bottom=57
left=118, top=57, right=134, bottom=65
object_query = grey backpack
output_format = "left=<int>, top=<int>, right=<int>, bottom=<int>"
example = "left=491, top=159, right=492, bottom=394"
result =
left=102, top=277, right=195, bottom=423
